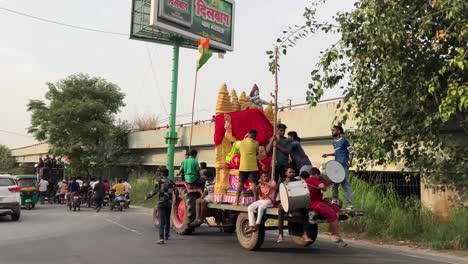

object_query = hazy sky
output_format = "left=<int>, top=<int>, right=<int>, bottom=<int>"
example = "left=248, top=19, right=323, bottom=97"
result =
left=0, top=0, right=354, bottom=149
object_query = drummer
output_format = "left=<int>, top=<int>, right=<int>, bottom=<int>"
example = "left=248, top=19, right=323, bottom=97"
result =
left=306, top=167, right=347, bottom=247
left=322, top=125, right=354, bottom=210
left=276, top=167, right=312, bottom=243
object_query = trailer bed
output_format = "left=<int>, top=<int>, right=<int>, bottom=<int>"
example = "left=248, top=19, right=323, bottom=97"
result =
left=207, top=202, right=279, bottom=216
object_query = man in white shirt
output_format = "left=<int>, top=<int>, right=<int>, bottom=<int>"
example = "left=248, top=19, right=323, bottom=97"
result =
left=123, top=179, right=132, bottom=194
left=38, top=178, right=49, bottom=204
left=76, top=177, right=83, bottom=187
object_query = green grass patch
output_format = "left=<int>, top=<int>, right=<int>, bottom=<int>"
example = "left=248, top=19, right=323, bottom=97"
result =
left=334, top=177, right=468, bottom=250
left=128, top=172, right=159, bottom=208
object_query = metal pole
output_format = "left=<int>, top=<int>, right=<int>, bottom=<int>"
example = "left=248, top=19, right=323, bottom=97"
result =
left=166, top=39, right=181, bottom=180
left=271, top=46, right=279, bottom=174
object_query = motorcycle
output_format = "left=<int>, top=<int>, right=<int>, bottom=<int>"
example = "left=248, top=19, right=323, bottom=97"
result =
left=110, top=193, right=127, bottom=212
left=87, top=188, right=95, bottom=208
left=69, top=192, right=81, bottom=212
left=103, top=192, right=110, bottom=207
left=124, top=193, right=131, bottom=209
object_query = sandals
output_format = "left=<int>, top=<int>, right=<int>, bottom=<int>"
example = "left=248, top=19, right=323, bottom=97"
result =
left=277, top=235, right=284, bottom=243
left=245, top=226, right=257, bottom=234
left=157, top=239, right=165, bottom=244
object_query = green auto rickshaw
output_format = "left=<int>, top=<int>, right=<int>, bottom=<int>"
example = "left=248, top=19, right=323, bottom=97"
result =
left=15, top=175, right=39, bottom=210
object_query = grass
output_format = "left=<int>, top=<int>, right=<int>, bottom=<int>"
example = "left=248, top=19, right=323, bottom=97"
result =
left=128, top=172, right=159, bottom=208
left=335, top=177, right=468, bottom=250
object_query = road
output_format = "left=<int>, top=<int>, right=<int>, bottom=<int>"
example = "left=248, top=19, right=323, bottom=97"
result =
left=0, top=204, right=464, bottom=264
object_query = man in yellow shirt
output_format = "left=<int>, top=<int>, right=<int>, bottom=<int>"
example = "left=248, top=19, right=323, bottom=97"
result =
left=112, top=179, right=125, bottom=196
left=235, top=129, right=259, bottom=205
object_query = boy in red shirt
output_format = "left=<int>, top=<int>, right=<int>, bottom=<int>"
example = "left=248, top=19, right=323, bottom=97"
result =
left=306, top=167, right=347, bottom=246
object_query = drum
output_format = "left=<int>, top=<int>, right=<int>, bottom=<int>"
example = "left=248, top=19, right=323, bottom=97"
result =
left=279, top=180, right=310, bottom=213
left=325, top=160, right=346, bottom=183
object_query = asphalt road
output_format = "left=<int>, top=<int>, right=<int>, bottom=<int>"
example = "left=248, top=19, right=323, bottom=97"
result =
left=0, top=204, right=464, bottom=264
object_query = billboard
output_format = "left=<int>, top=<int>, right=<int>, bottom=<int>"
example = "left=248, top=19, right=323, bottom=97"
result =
left=150, top=0, right=235, bottom=52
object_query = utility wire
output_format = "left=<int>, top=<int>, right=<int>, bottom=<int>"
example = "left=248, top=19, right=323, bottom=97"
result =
left=0, top=129, right=34, bottom=138
left=0, top=7, right=127, bottom=36
left=145, top=45, right=169, bottom=116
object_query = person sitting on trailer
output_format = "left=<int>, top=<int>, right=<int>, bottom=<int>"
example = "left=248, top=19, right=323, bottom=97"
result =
left=276, top=167, right=312, bottom=243
left=190, top=170, right=216, bottom=227
left=246, top=171, right=276, bottom=234
left=306, top=167, right=347, bottom=247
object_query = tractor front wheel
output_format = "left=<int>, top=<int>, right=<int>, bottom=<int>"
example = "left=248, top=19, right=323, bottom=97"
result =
left=171, top=188, right=196, bottom=235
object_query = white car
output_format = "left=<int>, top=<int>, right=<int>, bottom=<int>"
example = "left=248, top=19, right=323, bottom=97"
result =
left=0, top=174, right=21, bottom=221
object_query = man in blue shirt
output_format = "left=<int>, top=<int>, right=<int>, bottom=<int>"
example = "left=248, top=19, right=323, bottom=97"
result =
left=322, top=125, right=354, bottom=210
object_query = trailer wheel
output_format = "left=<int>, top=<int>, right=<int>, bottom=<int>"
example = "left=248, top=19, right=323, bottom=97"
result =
left=171, top=188, right=196, bottom=235
left=236, top=212, right=265, bottom=251
left=288, top=223, right=318, bottom=247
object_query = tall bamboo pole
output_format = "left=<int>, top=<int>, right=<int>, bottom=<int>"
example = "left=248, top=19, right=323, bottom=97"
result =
left=188, top=70, right=199, bottom=152
left=271, top=46, right=279, bottom=175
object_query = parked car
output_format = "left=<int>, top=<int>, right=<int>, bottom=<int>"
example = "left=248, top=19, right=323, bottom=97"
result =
left=0, top=174, right=21, bottom=221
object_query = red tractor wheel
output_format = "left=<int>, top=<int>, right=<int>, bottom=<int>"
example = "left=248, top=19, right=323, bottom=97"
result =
left=171, top=188, right=196, bottom=235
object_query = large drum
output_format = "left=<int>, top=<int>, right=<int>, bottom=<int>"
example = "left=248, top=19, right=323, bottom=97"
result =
left=279, top=180, right=310, bottom=213
left=324, top=160, right=346, bottom=183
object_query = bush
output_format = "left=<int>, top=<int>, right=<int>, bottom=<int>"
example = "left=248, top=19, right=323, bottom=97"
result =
left=337, top=177, right=468, bottom=250
left=128, top=171, right=160, bottom=208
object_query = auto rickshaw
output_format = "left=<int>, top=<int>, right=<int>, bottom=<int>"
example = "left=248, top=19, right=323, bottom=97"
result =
left=15, top=175, right=39, bottom=210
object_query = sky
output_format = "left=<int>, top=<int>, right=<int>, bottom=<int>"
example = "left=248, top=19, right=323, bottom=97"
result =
left=0, top=0, right=354, bottom=149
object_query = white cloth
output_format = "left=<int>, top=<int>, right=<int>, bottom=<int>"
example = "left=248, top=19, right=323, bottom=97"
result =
left=123, top=182, right=132, bottom=194
left=247, top=199, right=273, bottom=226
left=76, top=179, right=83, bottom=187
left=38, top=180, right=49, bottom=192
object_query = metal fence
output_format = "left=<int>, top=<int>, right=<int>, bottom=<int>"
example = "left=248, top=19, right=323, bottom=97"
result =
left=353, top=170, right=421, bottom=200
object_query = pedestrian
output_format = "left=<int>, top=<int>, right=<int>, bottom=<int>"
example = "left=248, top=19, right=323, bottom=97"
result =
left=38, top=177, right=49, bottom=204
left=235, top=129, right=260, bottom=205
left=182, top=149, right=205, bottom=189
left=94, top=178, right=106, bottom=212
left=145, top=169, right=178, bottom=244
left=267, top=123, right=291, bottom=183
left=287, top=131, right=312, bottom=174
left=322, top=125, right=354, bottom=210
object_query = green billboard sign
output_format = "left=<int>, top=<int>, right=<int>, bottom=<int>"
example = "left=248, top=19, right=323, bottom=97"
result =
left=150, top=0, right=235, bottom=52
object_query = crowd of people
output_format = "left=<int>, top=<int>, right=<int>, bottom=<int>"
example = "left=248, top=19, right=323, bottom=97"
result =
left=36, top=175, right=132, bottom=212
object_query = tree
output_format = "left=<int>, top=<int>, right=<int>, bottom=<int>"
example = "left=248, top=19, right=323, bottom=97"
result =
left=0, top=145, right=15, bottom=171
left=269, top=0, right=467, bottom=189
left=27, top=74, right=126, bottom=175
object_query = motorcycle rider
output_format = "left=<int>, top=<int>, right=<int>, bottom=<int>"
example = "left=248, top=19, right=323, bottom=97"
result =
left=93, top=178, right=106, bottom=212
left=123, top=178, right=132, bottom=208
left=68, top=178, right=81, bottom=208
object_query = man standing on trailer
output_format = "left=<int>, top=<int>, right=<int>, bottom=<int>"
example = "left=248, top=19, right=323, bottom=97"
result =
left=267, top=123, right=291, bottom=183
left=235, top=129, right=260, bottom=205
left=322, top=125, right=354, bottom=210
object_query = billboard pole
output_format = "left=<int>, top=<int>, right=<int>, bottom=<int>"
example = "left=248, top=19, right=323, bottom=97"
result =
left=166, top=37, right=181, bottom=180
